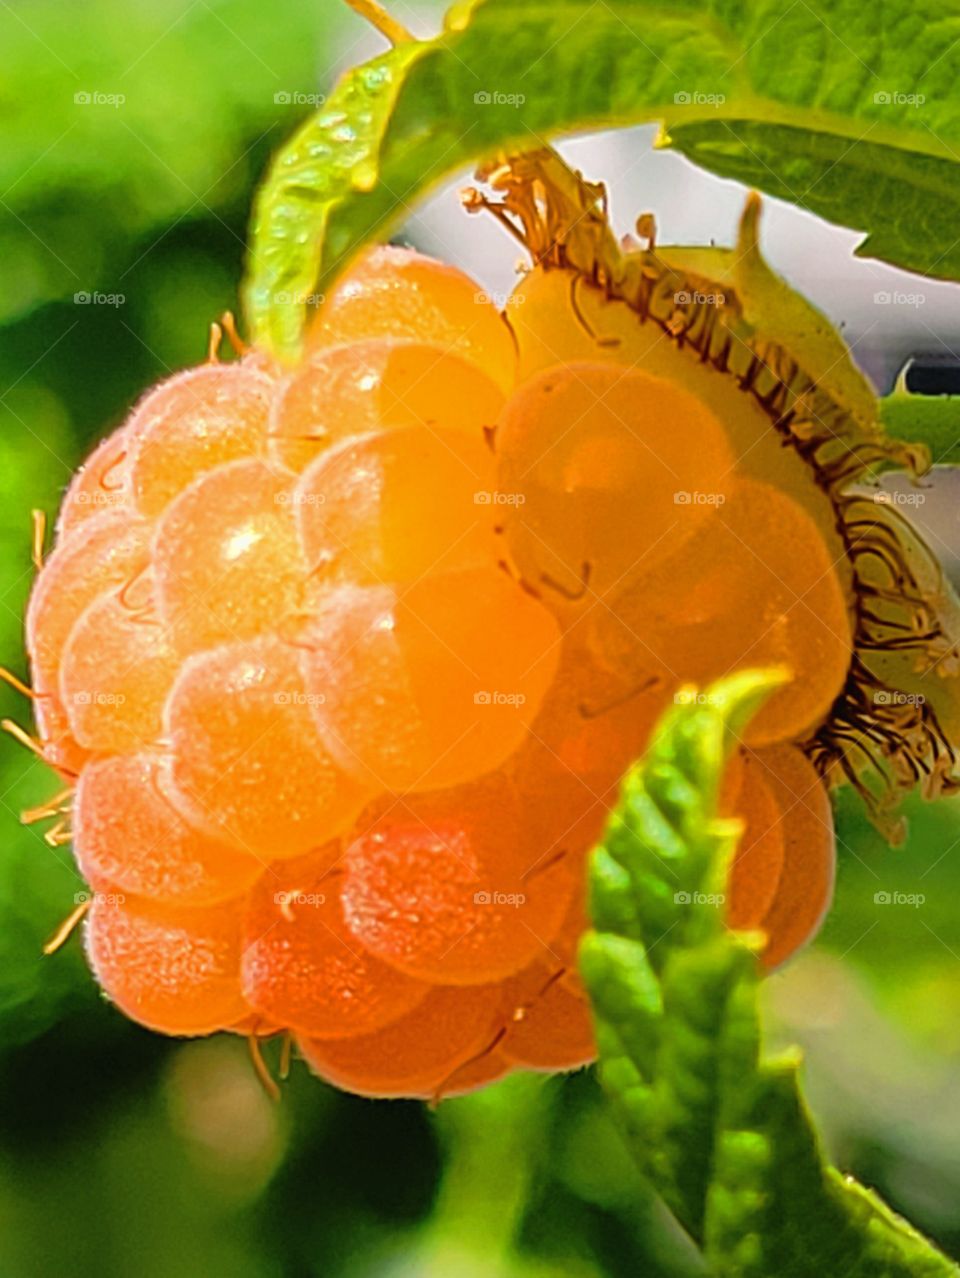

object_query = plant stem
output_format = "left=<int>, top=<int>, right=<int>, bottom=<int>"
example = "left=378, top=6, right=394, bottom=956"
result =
left=342, top=0, right=414, bottom=45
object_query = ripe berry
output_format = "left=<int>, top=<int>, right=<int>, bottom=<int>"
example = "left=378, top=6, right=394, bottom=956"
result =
left=269, top=338, right=504, bottom=473
left=86, top=893, right=248, bottom=1036
left=297, top=570, right=561, bottom=791
left=59, top=570, right=179, bottom=754
left=308, top=245, right=517, bottom=392
left=727, top=745, right=835, bottom=969
left=165, top=634, right=371, bottom=857
left=297, top=982, right=501, bottom=1100
left=75, top=753, right=262, bottom=905
left=495, top=362, right=735, bottom=601
left=152, top=458, right=307, bottom=651
left=23, top=197, right=889, bottom=1099
left=127, top=362, right=274, bottom=517
left=241, top=848, right=431, bottom=1038
left=341, top=783, right=575, bottom=985
left=294, top=426, right=498, bottom=586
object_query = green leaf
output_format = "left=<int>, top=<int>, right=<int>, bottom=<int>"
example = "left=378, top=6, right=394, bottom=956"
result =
left=666, top=120, right=960, bottom=283
left=244, top=43, right=429, bottom=358
left=582, top=670, right=960, bottom=1275
left=880, top=393, right=960, bottom=467
left=245, top=0, right=960, bottom=359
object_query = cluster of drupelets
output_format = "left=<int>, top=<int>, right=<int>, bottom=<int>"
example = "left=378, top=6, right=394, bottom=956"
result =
left=22, top=246, right=842, bottom=1098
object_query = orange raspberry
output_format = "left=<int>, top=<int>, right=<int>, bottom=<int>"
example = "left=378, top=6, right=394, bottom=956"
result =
left=269, top=338, right=504, bottom=473
left=127, top=362, right=274, bottom=517
left=296, top=983, right=501, bottom=1099
left=85, top=893, right=248, bottom=1036
left=152, top=458, right=307, bottom=652
left=165, top=635, right=371, bottom=857
left=341, top=784, right=575, bottom=985
left=75, top=753, right=262, bottom=906
left=241, top=847, right=430, bottom=1038
left=308, top=245, right=517, bottom=392
left=21, top=220, right=876, bottom=1099
left=297, top=570, right=561, bottom=791
left=727, top=745, right=836, bottom=969
left=294, top=426, right=498, bottom=586
left=59, top=570, right=179, bottom=754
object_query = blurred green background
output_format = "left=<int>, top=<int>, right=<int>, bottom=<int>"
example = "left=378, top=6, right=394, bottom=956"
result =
left=3, top=2, right=960, bottom=1275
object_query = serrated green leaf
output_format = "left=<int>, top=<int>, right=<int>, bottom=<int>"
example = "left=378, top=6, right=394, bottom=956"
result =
left=582, top=670, right=960, bottom=1275
left=245, top=0, right=960, bottom=359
